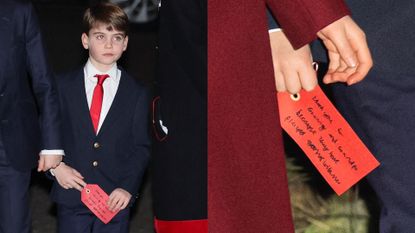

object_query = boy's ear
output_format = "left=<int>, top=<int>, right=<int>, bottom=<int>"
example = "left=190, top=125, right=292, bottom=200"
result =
left=122, top=36, right=129, bottom=51
left=81, top=33, right=89, bottom=49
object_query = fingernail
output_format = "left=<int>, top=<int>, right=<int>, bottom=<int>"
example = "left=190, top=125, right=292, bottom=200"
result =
left=347, top=78, right=356, bottom=85
left=347, top=58, right=357, bottom=68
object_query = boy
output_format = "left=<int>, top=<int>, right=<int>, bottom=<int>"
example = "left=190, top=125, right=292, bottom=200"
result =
left=49, top=3, right=151, bottom=233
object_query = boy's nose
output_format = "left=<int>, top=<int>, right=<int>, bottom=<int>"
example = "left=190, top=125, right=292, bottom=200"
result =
left=104, top=39, right=113, bottom=48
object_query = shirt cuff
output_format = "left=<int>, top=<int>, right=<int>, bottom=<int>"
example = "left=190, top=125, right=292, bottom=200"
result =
left=269, top=28, right=283, bottom=34
left=40, top=149, right=65, bottom=156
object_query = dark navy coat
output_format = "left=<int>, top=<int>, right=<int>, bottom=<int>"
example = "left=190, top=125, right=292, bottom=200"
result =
left=0, top=0, right=61, bottom=171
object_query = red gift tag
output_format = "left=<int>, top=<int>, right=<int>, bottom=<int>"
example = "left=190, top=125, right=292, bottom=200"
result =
left=81, top=184, right=119, bottom=224
left=277, top=86, right=380, bottom=195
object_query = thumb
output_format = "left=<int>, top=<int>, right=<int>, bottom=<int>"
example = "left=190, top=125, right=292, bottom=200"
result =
left=37, top=156, right=45, bottom=172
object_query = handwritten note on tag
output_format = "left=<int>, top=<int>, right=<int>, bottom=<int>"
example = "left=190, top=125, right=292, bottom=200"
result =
left=81, top=184, right=119, bottom=224
left=277, top=86, right=380, bottom=195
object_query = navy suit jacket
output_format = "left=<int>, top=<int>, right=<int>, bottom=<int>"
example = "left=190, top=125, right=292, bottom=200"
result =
left=0, top=0, right=61, bottom=171
left=51, top=67, right=151, bottom=207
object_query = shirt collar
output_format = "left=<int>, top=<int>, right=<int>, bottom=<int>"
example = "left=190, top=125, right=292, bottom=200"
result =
left=84, top=59, right=119, bottom=82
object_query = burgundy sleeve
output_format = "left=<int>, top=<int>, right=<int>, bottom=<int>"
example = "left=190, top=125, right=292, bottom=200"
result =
left=266, top=0, right=350, bottom=49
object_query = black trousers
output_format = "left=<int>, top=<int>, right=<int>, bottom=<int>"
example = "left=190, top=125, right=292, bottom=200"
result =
left=57, top=204, right=130, bottom=233
left=332, top=68, right=415, bottom=233
left=0, top=142, right=31, bottom=233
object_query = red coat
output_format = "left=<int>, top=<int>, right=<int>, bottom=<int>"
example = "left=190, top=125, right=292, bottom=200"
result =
left=208, top=1, right=349, bottom=232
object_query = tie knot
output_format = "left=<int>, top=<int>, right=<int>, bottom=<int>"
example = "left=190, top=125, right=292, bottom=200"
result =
left=94, top=74, right=109, bottom=85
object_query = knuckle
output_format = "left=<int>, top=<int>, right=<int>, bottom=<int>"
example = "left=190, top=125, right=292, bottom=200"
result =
left=368, top=60, right=374, bottom=68
left=288, top=85, right=301, bottom=94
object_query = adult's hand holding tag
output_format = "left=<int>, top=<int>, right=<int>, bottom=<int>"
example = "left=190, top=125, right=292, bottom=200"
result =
left=277, top=86, right=380, bottom=195
left=81, top=184, right=119, bottom=224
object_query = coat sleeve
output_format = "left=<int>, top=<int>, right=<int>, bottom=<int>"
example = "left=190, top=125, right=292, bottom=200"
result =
left=266, top=0, right=350, bottom=49
left=24, top=1, right=62, bottom=149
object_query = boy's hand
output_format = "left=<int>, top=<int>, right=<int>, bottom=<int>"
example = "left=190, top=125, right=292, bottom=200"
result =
left=269, top=30, right=317, bottom=94
left=38, top=154, right=63, bottom=172
left=53, top=163, right=86, bottom=191
left=107, top=188, right=132, bottom=212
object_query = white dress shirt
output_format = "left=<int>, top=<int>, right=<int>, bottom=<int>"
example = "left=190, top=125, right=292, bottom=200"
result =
left=84, top=59, right=121, bottom=134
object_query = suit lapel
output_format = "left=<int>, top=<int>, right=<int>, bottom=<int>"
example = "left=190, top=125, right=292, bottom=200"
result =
left=97, top=70, right=133, bottom=137
left=67, top=68, right=96, bottom=136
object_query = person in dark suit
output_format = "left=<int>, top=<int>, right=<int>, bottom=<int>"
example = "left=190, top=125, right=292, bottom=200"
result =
left=209, top=0, right=372, bottom=232
left=0, top=1, right=63, bottom=232
left=49, top=3, right=150, bottom=233
left=151, top=0, right=207, bottom=232
left=311, top=1, right=415, bottom=232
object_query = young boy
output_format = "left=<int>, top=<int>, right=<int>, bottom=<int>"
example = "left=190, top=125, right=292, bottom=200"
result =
left=49, top=3, right=151, bottom=233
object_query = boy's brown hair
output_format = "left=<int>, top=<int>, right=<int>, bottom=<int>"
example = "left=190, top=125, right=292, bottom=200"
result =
left=83, top=2, right=129, bottom=35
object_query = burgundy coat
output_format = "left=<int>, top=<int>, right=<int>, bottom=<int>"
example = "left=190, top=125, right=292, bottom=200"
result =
left=208, top=1, right=349, bottom=232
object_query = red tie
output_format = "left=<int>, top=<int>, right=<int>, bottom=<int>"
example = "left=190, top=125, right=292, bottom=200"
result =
left=90, top=74, right=109, bottom=133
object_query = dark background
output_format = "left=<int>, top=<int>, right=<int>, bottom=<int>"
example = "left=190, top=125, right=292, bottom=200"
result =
left=30, top=1, right=158, bottom=232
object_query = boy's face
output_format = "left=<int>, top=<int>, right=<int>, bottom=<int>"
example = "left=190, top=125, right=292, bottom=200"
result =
left=81, top=23, right=128, bottom=71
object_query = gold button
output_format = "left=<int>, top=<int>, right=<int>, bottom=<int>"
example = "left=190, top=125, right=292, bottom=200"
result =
left=93, top=142, right=100, bottom=148
left=92, top=161, right=98, bottom=167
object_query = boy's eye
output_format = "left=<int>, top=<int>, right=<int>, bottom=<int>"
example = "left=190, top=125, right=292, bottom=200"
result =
left=114, top=36, right=124, bottom=42
left=96, top=35, right=104, bottom=40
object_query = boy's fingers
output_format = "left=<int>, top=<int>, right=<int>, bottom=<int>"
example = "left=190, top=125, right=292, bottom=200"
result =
left=73, top=177, right=86, bottom=189
left=110, top=199, right=120, bottom=211
left=298, top=66, right=317, bottom=92
left=72, top=169, right=84, bottom=179
left=120, top=200, right=128, bottom=210
left=37, top=156, right=45, bottom=172
left=114, top=200, right=124, bottom=211
left=107, top=200, right=114, bottom=211
left=74, top=184, right=83, bottom=192
left=274, top=71, right=287, bottom=92
left=108, top=194, right=119, bottom=211
left=68, top=180, right=82, bottom=191
left=283, top=70, right=301, bottom=94
left=79, top=180, right=87, bottom=188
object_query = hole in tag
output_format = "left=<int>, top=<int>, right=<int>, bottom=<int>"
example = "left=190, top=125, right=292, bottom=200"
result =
left=86, top=189, right=90, bottom=194
left=290, top=93, right=301, bottom=101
